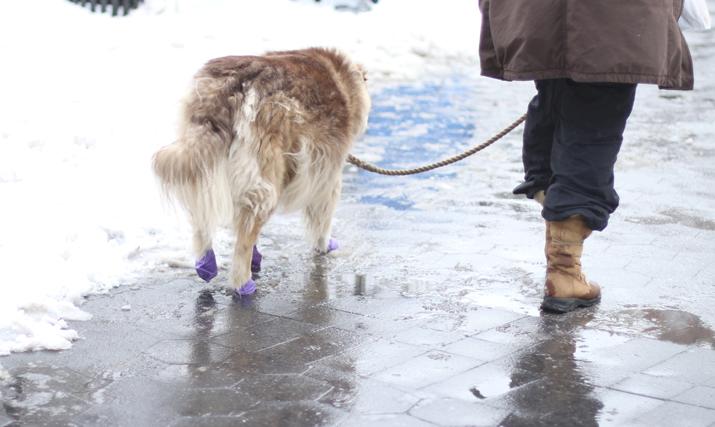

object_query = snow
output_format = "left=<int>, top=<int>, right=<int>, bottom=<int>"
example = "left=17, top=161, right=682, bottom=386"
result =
left=0, top=0, right=480, bottom=354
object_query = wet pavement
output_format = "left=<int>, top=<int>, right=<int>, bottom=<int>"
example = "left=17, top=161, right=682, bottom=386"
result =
left=3, top=26, right=715, bottom=427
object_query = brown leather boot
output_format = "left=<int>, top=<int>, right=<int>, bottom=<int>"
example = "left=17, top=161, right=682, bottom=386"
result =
left=541, top=216, right=601, bottom=313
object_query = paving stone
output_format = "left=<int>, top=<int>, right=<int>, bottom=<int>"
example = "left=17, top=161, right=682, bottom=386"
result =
left=83, top=280, right=226, bottom=339
left=216, top=298, right=287, bottom=332
left=339, top=413, right=435, bottom=427
left=441, top=337, right=528, bottom=362
left=346, top=340, right=429, bottom=376
left=214, top=327, right=361, bottom=377
left=210, top=316, right=322, bottom=353
left=304, top=360, right=360, bottom=410
left=237, top=401, right=347, bottom=426
left=576, top=337, right=688, bottom=386
left=257, top=327, right=364, bottom=370
left=488, top=328, right=632, bottom=391
left=148, top=362, right=247, bottom=389
left=593, top=389, right=665, bottom=427
left=673, top=386, right=715, bottom=410
left=0, top=364, right=100, bottom=425
left=0, top=322, right=159, bottom=374
left=3, top=390, right=88, bottom=425
left=409, top=397, right=511, bottom=426
left=251, top=291, right=322, bottom=318
left=425, top=308, right=526, bottom=334
left=64, top=322, right=161, bottom=370
left=196, top=307, right=281, bottom=340
left=69, top=376, right=178, bottom=427
left=144, top=338, right=234, bottom=365
left=305, top=341, right=427, bottom=410
left=333, top=378, right=422, bottom=415
left=626, top=401, right=715, bottom=427
left=236, top=374, right=332, bottom=402
left=286, top=305, right=422, bottom=337
left=492, top=377, right=604, bottom=425
left=644, top=348, right=715, bottom=385
left=3, top=365, right=94, bottom=396
left=248, top=270, right=341, bottom=317
left=471, top=315, right=548, bottom=346
left=424, top=359, right=528, bottom=404
left=171, top=387, right=261, bottom=416
left=393, top=325, right=468, bottom=348
left=610, top=373, right=695, bottom=400
left=220, top=348, right=309, bottom=376
left=373, top=350, right=482, bottom=390
left=325, top=295, right=429, bottom=320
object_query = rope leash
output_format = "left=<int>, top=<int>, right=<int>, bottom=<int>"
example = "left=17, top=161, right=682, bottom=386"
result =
left=346, top=113, right=527, bottom=176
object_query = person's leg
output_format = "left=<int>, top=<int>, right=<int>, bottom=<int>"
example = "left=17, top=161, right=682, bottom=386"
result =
left=543, top=80, right=637, bottom=231
left=540, top=80, right=636, bottom=313
left=514, top=80, right=556, bottom=202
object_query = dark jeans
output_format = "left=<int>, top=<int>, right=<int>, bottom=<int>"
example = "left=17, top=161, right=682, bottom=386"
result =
left=518, top=79, right=637, bottom=231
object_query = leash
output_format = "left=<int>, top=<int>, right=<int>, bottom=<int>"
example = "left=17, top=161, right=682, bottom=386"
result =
left=347, top=113, right=527, bottom=176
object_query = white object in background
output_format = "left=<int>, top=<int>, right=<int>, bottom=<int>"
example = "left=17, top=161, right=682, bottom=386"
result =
left=679, top=0, right=712, bottom=31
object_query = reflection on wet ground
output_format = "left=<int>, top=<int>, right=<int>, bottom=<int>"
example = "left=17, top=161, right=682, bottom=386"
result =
left=626, top=209, right=715, bottom=231
left=595, top=309, right=715, bottom=348
left=2, top=263, right=715, bottom=425
left=2, top=269, right=715, bottom=425
left=4, top=32, right=715, bottom=423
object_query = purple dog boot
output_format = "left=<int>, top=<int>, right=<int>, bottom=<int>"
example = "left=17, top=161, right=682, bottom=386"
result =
left=195, top=248, right=218, bottom=282
left=251, top=245, right=262, bottom=273
left=235, top=279, right=257, bottom=297
left=327, top=238, right=339, bottom=253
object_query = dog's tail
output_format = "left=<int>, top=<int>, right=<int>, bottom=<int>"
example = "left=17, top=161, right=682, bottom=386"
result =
left=152, top=127, right=232, bottom=253
left=152, top=137, right=223, bottom=186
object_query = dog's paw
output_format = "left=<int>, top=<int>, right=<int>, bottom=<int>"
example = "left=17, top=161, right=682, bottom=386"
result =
left=195, top=249, right=218, bottom=282
left=315, top=238, right=339, bottom=255
left=234, top=279, right=257, bottom=297
left=251, top=245, right=262, bottom=273
left=327, top=238, right=339, bottom=253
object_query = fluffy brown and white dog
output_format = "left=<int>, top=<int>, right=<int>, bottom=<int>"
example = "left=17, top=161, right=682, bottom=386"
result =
left=153, top=48, right=370, bottom=296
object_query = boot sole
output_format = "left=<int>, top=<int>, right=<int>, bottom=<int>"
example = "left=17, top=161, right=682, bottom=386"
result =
left=541, top=295, right=601, bottom=313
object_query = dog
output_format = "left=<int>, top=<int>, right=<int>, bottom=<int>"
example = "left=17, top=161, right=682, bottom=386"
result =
left=152, top=48, right=371, bottom=296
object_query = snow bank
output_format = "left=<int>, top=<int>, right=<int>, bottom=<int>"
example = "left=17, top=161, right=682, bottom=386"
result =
left=0, top=0, right=480, bottom=353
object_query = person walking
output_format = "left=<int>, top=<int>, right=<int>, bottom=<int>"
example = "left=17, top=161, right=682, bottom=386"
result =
left=478, top=1, right=694, bottom=313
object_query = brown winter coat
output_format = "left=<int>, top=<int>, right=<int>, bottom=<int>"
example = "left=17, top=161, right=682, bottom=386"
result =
left=479, top=0, right=694, bottom=90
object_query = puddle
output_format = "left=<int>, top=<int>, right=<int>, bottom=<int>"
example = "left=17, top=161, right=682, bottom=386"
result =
left=659, top=209, right=715, bottom=231
left=594, top=309, right=715, bottom=348
left=626, top=209, right=715, bottom=230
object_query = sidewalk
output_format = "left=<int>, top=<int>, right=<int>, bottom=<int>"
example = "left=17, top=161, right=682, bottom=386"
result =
left=3, top=31, right=715, bottom=425
left=1, top=269, right=714, bottom=426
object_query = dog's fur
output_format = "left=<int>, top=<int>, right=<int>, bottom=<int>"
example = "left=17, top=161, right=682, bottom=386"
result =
left=153, top=48, right=370, bottom=289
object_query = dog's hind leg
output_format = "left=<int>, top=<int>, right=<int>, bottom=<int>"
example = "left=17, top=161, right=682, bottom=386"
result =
left=231, top=206, right=268, bottom=296
left=193, top=220, right=218, bottom=282
left=304, top=174, right=342, bottom=254
left=192, top=223, right=214, bottom=258
left=228, top=147, right=280, bottom=295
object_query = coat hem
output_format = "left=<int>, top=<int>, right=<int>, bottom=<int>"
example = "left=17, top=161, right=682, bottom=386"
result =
left=481, top=68, right=693, bottom=91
